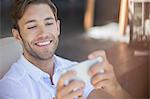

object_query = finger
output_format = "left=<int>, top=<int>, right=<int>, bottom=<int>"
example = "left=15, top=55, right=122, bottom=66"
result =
left=61, top=80, right=85, bottom=96
left=57, top=70, right=77, bottom=99
left=65, top=89, right=84, bottom=99
left=94, top=79, right=109, bottom=90
left=93, top=78, right=118, bottom=91
left=88, top=50, right=111, bottom=67
left=91, top=72, right=113, bottom=86
left=94, top=78, right=123, bottom=96
left=89, top=62, right=114, bottom=77
left=88, top=63, right=104, bottom=76
left=57, top=70, right=76, bottom=90
left=78, top=95, right=84, bottom=99
left=88, top=50, right=107, bottom=60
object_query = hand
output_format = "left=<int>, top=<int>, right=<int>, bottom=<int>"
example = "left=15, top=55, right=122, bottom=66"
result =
left=56, top=70, right=85, bottom=99
left=88, top=50, right=130, bottom=97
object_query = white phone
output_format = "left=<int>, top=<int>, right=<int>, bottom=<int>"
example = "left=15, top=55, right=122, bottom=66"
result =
left=59, top=57, right=103, bottom=85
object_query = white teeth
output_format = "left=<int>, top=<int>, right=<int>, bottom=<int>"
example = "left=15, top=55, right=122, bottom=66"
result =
left=36, top=41, right=50, bottom=46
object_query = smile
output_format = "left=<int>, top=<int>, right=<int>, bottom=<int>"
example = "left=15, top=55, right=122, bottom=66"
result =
left=35, top=40, right=53, bottom=47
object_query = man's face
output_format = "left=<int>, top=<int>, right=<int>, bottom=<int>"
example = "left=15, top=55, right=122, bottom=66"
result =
left=14, top=4, right=60, bottom=60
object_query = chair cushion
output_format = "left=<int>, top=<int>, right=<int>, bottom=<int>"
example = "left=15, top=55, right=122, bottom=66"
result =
left=0, top=37, right=23, bottom=78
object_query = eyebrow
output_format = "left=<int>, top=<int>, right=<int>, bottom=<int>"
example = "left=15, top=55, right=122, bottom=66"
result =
left=25, top=20, right=36, bottom=25
left=45, top=17, right=54, bottom=21
left=25, top=17, right=54, bottom=25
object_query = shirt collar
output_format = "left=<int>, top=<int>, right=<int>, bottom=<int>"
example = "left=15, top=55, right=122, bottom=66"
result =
left=20, top=55, right=50, bottom=82
left=19, top=55, right=77, bottom=83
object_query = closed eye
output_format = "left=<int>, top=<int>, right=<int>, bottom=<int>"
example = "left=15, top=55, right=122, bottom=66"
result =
left=27, top=26, right=37, bottom=29
left=45, top=23, right=53, bottom=26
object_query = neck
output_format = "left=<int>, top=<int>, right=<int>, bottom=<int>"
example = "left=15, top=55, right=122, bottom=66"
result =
left=24, top=53, right=54, bottom=77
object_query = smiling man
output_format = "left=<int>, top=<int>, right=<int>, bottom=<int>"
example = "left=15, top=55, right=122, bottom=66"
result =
left=0, top=0, right=131, bottom=99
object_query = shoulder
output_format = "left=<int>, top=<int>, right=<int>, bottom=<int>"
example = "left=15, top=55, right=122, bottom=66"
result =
left=2, top=61, right=26, bottom=82
left=0, top=60, right=30, bottom=99
left=0, top=77, right=30, bottom=99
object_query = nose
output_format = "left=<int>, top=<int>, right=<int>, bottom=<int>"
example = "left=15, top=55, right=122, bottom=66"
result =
left=37, top=24, right=50, bottom=38
left=39, top=24, right=48, bottom=35
left=36, top=24, right=50, bottom=40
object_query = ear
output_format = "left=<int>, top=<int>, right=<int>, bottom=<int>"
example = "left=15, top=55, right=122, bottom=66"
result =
left=56, top=20, right=60, bottom=36
left=12, top=28, right=22, bottom=42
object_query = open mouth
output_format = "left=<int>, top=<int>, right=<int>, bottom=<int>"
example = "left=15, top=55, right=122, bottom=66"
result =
left=35, top=40, right=53, bottom=47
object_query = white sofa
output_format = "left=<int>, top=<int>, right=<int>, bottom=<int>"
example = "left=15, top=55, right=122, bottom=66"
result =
left=0, top=37, right=23, bottom=79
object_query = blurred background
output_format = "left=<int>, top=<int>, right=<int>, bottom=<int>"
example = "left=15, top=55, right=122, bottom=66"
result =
left=0, top=0, right=149, bottom=98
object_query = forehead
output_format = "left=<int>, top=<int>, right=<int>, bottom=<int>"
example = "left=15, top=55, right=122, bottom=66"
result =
left=20, top=4, right=55, bottom=21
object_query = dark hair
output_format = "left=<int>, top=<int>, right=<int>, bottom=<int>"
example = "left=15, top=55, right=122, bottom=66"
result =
left=11, top=0, right=58, bottom=29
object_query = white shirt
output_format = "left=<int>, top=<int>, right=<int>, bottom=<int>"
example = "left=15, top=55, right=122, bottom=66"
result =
left=0, top=55, right=93, bottom=99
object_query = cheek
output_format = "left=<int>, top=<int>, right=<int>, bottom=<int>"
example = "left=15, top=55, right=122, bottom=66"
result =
left=47, top=28, right=59, bottom=37
left=21, top=33, right=35, bottom=45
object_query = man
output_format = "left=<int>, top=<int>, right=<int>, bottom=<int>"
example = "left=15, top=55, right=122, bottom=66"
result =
left=0, top=0, right=131, bottom=99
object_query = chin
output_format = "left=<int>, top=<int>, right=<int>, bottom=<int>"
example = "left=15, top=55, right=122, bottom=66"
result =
left=37, top=52, right=55, bottom=60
